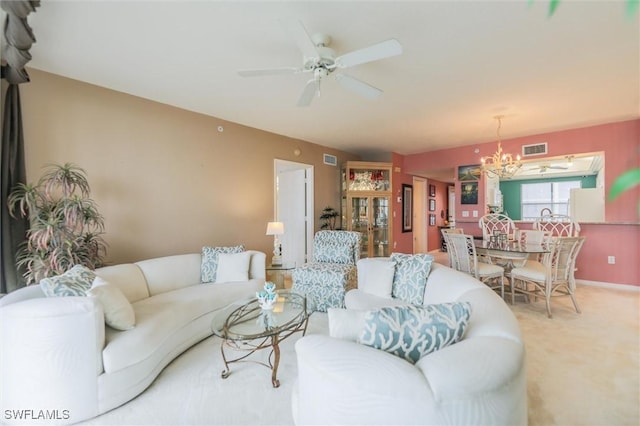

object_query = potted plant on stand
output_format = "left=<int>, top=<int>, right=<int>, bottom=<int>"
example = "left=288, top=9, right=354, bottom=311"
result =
left=8, top=163, right=107, bottom=284
left=319, top=206, right=340, bottom=230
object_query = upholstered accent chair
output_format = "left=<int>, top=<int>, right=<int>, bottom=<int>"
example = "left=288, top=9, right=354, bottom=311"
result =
left=292, top=230, right=362, bottom=312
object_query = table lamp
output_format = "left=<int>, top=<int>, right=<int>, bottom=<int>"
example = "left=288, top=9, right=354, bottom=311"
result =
left=266, top=221, right=284, bottom=266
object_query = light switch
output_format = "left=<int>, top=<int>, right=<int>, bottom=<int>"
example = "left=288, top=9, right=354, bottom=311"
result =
left=472, top=210, right=478, bottom=218
left=462, top=211, right=469, bottom=217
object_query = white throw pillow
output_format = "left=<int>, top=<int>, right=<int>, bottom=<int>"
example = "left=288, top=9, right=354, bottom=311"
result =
left=357, top=258, right=395, bottom=298
left=328, top=308, right=368, bottom=342
left=87, top=277, right=135, bottom=330
left=215, top=251, right=251, bottom=283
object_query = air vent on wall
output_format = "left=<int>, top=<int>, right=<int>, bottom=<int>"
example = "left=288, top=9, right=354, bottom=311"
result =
left=522, top=142, right=548, bottom=157
left=323, top=154, right=337, bottom=166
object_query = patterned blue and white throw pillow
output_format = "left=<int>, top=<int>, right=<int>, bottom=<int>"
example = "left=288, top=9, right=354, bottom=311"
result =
left=359, top=302, right=472, bottom=364
left=390, top=253, right=434, bottom=304
left=40, top=264, right=97, bottom=297
left=201, top=245, right=244, bottom=283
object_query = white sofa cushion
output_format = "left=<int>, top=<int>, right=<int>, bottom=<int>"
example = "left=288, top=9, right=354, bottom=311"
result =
left=102, top=279, right=261, bottom=373
left=95, top=264, right=150, bottom=303
left=201, top=245, right=244, bottom=283
left=137, top=254, right=202, bottom=296
left=356, top=258, right=395, bottom=298
left=327, top=308, right=367, bottom=342
left=88, top=277, right=136, bottom=331
left=215, top=252, right=251, bottom=283
left=40, top=265, right=96, bottom=297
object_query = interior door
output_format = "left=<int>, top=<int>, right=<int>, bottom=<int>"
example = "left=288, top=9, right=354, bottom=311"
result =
left=413, top=177, right=427, bottom=253
left=275, top=160, right=313, bottom=267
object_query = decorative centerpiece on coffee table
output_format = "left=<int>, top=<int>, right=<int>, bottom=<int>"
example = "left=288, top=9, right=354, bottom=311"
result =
left=256, top=281, right=277, bottom=310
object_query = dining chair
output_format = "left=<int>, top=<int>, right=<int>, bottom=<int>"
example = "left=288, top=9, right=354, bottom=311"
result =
left=479, top=213, right=517, bottom=241
left=446, top=233, right=505, bottom=299
left=440, top=228, right=464, bottom=267
left=533, top=214, right=581, bottom=237
left=510, top=236, right=585, bottom=318
left=514, top=229, right=553, bottom=264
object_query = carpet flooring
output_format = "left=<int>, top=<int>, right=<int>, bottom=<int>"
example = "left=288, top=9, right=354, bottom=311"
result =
left=81, top=284, right=639, bottom=426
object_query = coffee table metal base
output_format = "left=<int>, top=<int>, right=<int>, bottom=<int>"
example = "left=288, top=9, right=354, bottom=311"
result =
left=219, top=318, right=308, bottom=388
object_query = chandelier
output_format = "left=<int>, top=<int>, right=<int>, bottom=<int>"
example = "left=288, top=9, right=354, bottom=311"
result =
left=481, top=115, right=522, bottom=179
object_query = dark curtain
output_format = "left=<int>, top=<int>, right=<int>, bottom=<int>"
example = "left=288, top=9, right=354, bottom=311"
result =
left=0, top=0, right=40, bottom=292
left=0, top=85, right=28, bottom=293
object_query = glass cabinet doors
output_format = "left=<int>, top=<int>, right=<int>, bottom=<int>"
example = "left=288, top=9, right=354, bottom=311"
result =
left=341, top=162, right=392, bottom=258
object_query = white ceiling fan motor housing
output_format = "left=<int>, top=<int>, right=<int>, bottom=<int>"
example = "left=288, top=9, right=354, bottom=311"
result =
left=303, top=33, right=337, bottom=72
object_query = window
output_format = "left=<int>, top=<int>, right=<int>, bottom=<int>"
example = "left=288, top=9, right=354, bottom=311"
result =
left=521, top=180, right=581, bottom=221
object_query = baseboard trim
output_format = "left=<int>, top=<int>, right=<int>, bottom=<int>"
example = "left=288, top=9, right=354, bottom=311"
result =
left=577, top=279, right=640, bottom=292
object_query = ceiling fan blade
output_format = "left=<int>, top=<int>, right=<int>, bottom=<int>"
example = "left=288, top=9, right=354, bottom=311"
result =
left=281, top=19, right=320, bottom=59
left=335, top=39, right=402, bottom=68
left=238, top=67, right=301, bottom=77
left=297, top=79, right=318, bottom=107
left=335, top=74, right=383, bottom=100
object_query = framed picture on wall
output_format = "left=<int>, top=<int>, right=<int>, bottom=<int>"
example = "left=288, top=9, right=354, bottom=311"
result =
left=461, top=182, right=479, bottom=205
left=402, top=184, right=413, bottom=232
left=429, top=184, right=436, bottom=197
left=429, top=214, right=436, bottom=226
left=458, top=164, right=481, bottom=181
left=429, top=198, right=435, bottom=211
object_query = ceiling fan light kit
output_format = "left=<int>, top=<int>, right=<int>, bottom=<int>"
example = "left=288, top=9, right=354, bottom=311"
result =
left=238, top=20, right=402, bottom=106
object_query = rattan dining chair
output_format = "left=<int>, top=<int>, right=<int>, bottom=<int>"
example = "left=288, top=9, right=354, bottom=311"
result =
left=479, top=213, right=517, bottom=241
left=440, top=228, right=464, bottom=267
left=446, top=233, right=505, bottom=299
left=510, top=236, right=586, bottom=318
left=533, top=214, right=581, bottom=237
left=513, top=229, right=553, bottom=264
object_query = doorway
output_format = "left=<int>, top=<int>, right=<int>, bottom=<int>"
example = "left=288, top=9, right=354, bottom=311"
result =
left=448, top=185, right=456, bottom=226
left=274, top=160, right=314, bottom=267
left=413, top=177, right=427, bottom=253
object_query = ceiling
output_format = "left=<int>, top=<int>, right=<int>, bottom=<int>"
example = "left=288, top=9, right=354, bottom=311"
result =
left=17, top=1, right=640, bottom=158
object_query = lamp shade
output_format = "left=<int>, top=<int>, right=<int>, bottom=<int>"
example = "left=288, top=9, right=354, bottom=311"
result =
left=266, top=221, right=284, bottom=235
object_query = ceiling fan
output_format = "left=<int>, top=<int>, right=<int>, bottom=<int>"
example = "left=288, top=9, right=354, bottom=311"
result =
left=237, top=20, right=402, bottom=107
left=527, top=164, right=570, bottom=173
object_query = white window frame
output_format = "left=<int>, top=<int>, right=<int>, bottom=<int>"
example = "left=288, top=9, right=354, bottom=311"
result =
left=520, top=180, right=582, bottom=221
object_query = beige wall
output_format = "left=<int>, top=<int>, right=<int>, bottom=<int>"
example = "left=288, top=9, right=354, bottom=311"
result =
left=15, top=69, right=359, bottom=265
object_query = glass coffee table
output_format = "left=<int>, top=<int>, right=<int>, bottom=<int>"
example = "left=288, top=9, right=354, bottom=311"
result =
left=211, top=290, right=308, bottom=388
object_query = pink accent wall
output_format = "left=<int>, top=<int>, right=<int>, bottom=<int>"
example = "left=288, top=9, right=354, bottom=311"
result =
left=392, top=152, right=413, bottom=254
left=396, top=119, right=640, bottom=286
left=404, top=119, right=639, bottom=223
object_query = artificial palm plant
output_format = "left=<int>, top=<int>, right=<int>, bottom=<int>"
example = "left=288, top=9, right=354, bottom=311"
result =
left=8, top=163, right=107, bottom=284
left=319, top=206, right=340, bottom=230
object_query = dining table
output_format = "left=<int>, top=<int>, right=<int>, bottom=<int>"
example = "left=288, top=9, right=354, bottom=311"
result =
left=474, top=239, right=551, bottom=273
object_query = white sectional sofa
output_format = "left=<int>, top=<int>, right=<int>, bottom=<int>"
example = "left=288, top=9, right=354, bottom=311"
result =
left=293, top=259, right=527, bottom=425
left=0, top=250, right=265, bottom=425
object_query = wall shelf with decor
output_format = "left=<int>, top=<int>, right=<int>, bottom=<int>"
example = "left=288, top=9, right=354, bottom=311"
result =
left=341, top=161, right=393, bottom=258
